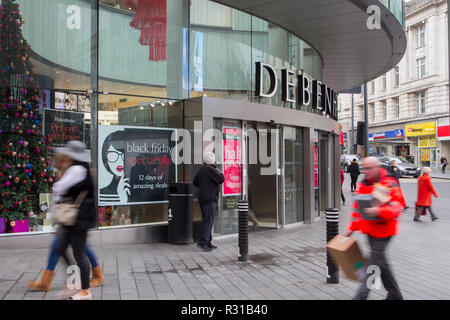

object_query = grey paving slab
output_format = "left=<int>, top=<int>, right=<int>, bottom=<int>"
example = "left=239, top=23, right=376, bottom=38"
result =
left=2, top=179, right=450, bottom=300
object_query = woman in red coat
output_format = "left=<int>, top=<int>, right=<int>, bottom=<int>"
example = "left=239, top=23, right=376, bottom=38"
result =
left=414, top=167, right=438, bottom=222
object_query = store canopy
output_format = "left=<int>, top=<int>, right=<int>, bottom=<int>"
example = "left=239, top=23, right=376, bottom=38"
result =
left=213, top=0, right=406, bottom=92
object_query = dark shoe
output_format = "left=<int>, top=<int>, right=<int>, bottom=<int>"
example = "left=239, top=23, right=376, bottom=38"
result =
left=432, top=217, right=438, bottom=221
left=385, top=292, right=403, bottom=300
left=197, top=244, right=212, bottom=252
left=413, top=219, right=422, bottom=222
left=207, top=243, right=218, bottom=249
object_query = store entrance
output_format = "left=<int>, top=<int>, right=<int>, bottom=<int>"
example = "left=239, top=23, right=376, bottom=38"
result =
left=246, top=122, right=278, bottom=229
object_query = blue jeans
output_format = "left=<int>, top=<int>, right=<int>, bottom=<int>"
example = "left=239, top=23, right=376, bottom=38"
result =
left=198, top=202, right=217, bottom=246
left=46, top=235, right=98, bottom=271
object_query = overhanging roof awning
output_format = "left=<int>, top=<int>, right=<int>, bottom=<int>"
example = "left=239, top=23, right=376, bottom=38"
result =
left=212, top=0, right=406, bottom=92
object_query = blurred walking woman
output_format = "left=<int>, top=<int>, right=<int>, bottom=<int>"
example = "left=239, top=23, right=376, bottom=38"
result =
left=53, top=141, right=96, bottom=300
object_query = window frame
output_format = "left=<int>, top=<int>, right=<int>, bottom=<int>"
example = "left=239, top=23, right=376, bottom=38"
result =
left=394, top=97, right=400, bottom=118
left=417, top=91, right=426, bottom=114
left=416, top=24, right=426, bottom=48
left=416, top=57, right=426, bottom=79
left=394, top=66, right=399, bottom=88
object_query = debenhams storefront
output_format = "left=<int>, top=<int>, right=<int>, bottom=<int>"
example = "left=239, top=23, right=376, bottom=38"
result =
left=1, top=0, right=406, bottom=247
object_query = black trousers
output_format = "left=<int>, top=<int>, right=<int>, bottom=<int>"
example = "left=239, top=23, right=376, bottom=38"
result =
left=198, top=202, right=217, bottom=246
left=341, top=189, right=345, bottom=203
left=353, top=235, right=403, bottom=300
left=414, top=206, right=437, bottom=220
left=350, top=176, right=358, bottom=191
left=57, top=227, right=90, bottom=290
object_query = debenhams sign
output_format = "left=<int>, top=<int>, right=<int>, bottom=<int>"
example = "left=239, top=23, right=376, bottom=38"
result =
left=255, top=62, right=338, bottom=120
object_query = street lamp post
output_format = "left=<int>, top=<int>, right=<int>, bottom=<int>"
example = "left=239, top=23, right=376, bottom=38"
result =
left=448, top=0, right=450, bottom=137
left=364, top=82, right=369, bottom=157
left=351, top=94, right=355, bottom=154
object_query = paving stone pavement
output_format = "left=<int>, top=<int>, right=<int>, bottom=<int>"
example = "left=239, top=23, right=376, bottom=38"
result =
left=0, top=188, right=449, bottom=300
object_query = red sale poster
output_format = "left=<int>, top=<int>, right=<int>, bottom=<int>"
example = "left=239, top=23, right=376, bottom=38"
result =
left=314, top=145, right=318, bottom=189
left=223, top=127, right=242, bottom=196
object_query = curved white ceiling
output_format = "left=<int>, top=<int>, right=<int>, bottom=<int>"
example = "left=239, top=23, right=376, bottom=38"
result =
left=212, top=0, right=407, bottom=92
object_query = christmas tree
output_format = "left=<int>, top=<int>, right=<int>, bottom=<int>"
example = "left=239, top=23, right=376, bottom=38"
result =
left=0, top=0, right=54, bottom=232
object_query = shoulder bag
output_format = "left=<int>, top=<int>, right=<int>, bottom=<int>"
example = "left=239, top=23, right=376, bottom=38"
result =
left=51, top=190, right=89, bottom=226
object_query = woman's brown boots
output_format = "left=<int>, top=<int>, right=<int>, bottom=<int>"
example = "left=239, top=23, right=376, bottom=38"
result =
left=27, top=270, right=55, bottom=291
left=28, top=266, right=104, bottom=291
left=90, top=266, right=105, bottom=287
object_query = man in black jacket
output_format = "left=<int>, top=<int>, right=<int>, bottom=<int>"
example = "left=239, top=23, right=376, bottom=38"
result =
left=388, top=160, right=401, bottom=182
left=348, top=158, right=360, bottom=192
left=193, top=152, right=225, bottom=252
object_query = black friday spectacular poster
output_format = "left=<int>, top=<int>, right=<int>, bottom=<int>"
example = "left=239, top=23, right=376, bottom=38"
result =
left=98, top=125, right=177, bottom=206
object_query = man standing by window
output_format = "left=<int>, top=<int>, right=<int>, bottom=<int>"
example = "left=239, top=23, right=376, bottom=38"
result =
left=193, top=152, right=225, bottom=252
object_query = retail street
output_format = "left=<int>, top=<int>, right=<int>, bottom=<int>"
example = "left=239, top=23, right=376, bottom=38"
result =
left=0, top=174, right=449, bottom=300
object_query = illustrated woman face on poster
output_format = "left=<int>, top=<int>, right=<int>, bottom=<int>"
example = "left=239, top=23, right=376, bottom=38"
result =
left=100, top=130, right=130, bottom=204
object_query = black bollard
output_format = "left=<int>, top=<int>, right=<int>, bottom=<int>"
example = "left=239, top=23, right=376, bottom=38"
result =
left=326, top=208, right=339, bottom=283
left=238, top=200, right=249, bottom=262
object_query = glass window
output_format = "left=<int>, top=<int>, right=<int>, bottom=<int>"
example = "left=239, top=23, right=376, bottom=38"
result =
left=394, top=66, right=399, bottom=88
left=417, top=91, right=426, bottom=113
left=371, top=81, right=375, bottom=94
left=99, top=0, right=190, bottom=99
left=8, top=0, right=96, bottom=234
left=382, top=100, right=387, bottom=120
left=382, top=74, right=386, bottom=91
left=190, top=0, right=251, bottom=102
left=371, top=103, right=375, bottom=122
left=416, top=57, right=426, bottom=79
left=97, top=94, right=183, bottom=227
left=416, top=24, right=425, bottom=47
left=394, top=98, right=400, bottom=118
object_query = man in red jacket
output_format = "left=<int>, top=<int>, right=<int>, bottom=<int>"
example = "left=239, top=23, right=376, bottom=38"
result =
left=346, top=157, right=403, bottom=300
left=414, top=167, right=438, bottom=222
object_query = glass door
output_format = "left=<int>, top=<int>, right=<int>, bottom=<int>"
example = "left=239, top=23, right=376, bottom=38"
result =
left=282, top=126, right=304, bottom=224
left=246, top=122, right=278, bottom=229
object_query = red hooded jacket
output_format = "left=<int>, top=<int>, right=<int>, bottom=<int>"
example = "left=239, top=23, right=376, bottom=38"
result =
left=347, top=168, right=404, bottom=238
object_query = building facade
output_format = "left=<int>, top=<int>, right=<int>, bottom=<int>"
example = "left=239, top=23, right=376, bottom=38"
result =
left=339, top=0, right=450, bottom=168
left=0, top=0, right=405, bottom=247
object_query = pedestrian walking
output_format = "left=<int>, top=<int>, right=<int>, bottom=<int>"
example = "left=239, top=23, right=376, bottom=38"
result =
left=28, top=148, right=104, bottom=292
left=348, top=158, right=360, bottom=192
left=193, top=152, right=225, bottom=252
left=414, top=167, right=438, bottom=222
left=441, top=156, right=447, bottom=174
left=388, top=160, right=400, bottom=182
left=341, top=168, right=345, bottom=205
left=51, top=141, right=97, bottom=300
left=346, top=157, right=404, bottom=300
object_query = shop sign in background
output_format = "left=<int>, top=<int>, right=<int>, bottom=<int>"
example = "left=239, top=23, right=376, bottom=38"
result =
left=405, top=122, right=435, bottom=137
left=222, top=127, right=242, bottom=196
left=98, top=125, right=177, bottom=206
left=44, top=109, right=85, bottom=147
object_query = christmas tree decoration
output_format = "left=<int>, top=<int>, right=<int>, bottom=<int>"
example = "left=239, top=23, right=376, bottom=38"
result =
left=0, top=0, right=53, bottom=229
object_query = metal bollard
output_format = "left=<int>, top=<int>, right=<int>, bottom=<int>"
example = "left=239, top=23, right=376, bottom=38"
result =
left=326, top=208, right=339, bottom=283
left=238, top=200, right=249, bottom=262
